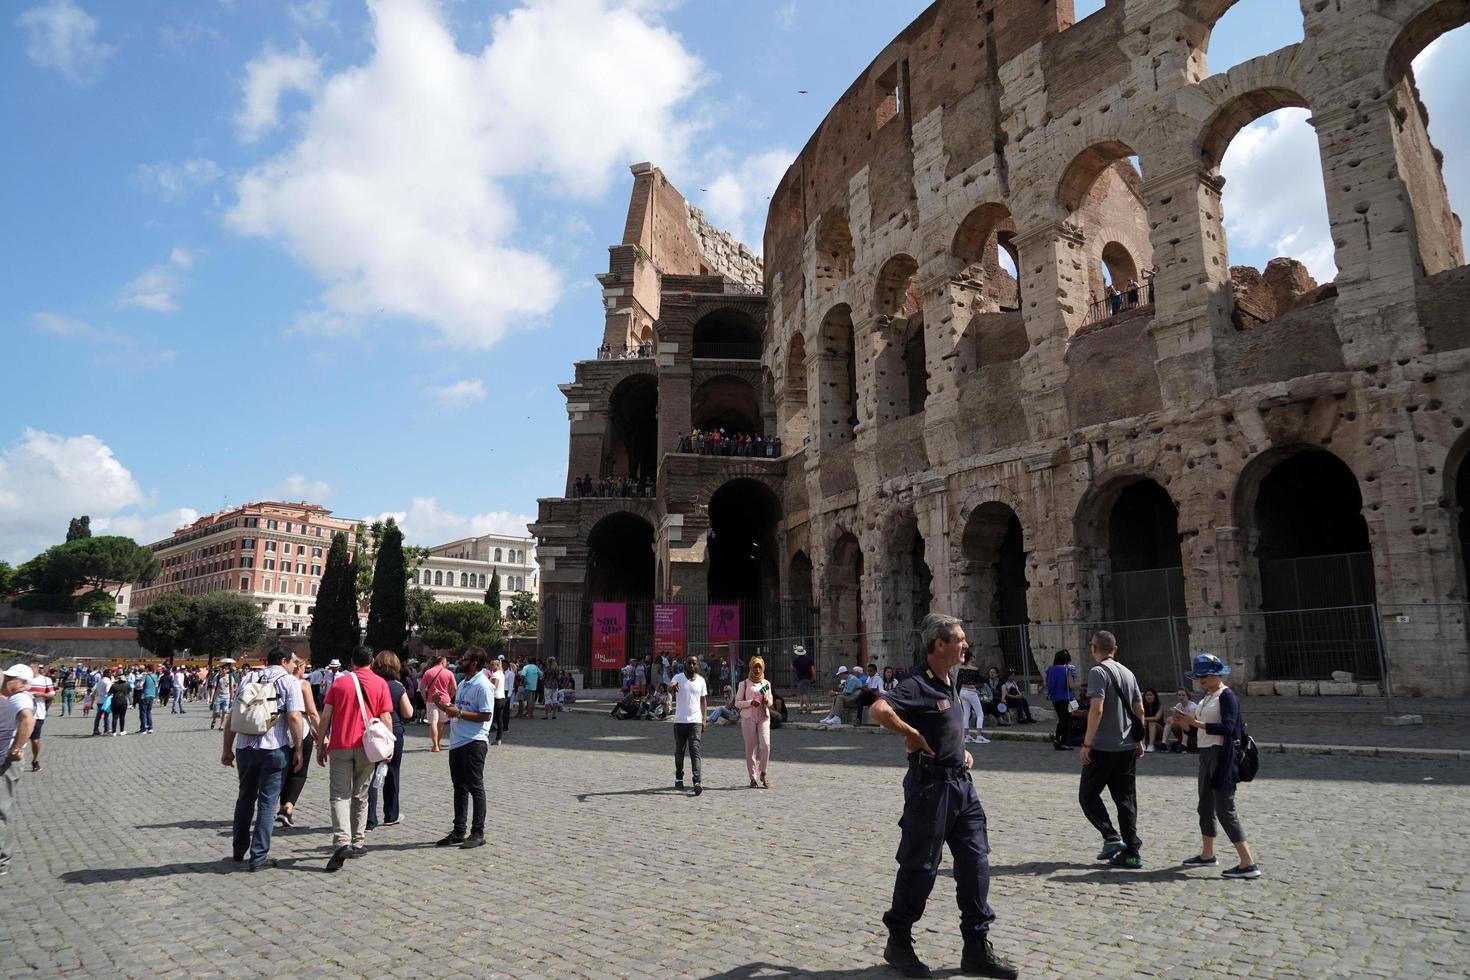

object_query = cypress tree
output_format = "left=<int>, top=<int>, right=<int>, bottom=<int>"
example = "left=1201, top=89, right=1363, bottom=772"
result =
left=365, top=519, right=407, bottom=653
left=310, top=530, right=358, bottom=668
left=483, top=570, right=501, bottom=619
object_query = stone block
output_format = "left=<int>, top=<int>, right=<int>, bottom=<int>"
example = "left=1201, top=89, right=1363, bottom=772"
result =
left=1273, top=682, right=1300, bottom=696
left=1318, top=682, right=1357, bottom=696
left=1297, top=681, right=1319, bottom=696
left=1382, top=714, right=1424, bottom=726
left=1358, top=683, right=1381, bottom=697
left=1331, top=670, right=1354, bottom=683
left=1246, top=682, right=1276, bottom=696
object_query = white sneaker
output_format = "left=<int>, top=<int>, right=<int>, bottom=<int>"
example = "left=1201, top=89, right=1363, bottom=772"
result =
left=1144, top=744, right=1154, bottom=753
left=972, top=735, right=990, bottom=745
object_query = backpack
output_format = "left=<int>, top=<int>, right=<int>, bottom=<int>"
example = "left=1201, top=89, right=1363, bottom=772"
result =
left=1235, top=723, right=1260, bottom=783
left=231, top=671, right=282, bottom=736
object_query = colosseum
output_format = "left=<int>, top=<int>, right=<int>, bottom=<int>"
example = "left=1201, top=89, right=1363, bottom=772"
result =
left=532, top=0, right=1470, bottom=699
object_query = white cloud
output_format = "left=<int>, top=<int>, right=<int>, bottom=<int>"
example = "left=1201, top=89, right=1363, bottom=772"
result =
left=235, top=43, right=322, bottom=143
left=372, top=497, right=535, bottom=548
left=118, top=248, right=195, bottom=313
left=271, top=474, right=333, bottom=501
left=97, top=508, right=200, bottom=547
left=225, top=0, right=707, bottom=349
left=137, top=158, right=224, bottom=201
left=15, top=0, right=114, bottom=86
left=0, top=430, right=149, bottom=562
left=431, top=378, right=486, bottom=407
left=1220, top=108, right=1337, bottom=282
left=31, top=312, right=176, bottom=367
left=288, top=0, right=336, bottom=32
left=774, top=2, right=796, bottom=30
left=700, top=147, right=793, bottom=250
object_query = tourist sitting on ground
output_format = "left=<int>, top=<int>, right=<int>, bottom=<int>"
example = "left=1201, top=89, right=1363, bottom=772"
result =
left=852, top=662, right=882, bottom=724
left=610, top=689, right=641, bottom=720
left=1165, top=688, right=1199, bottom=752
left=705, top=685, right=739, bottom=725
left=636, top=684, right=664, bottom=720
left=1002, top=669, right=1035, bottom=723
left=980, top=667, right=1009, bottom=726
left=1141, top=687, right=1167, bottom=752
left=769, top=692, right=788, bottom=729
left=818, top=666, right=863, bottom=726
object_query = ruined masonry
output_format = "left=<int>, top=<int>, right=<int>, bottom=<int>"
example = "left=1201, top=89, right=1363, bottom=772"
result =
left=533, top=0, right=1470, bottom=697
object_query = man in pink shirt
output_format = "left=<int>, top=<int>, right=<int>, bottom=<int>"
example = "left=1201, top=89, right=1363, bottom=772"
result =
left=317, top=645, right=393, bottom=871
left=420, top=654, right=457, bottom=753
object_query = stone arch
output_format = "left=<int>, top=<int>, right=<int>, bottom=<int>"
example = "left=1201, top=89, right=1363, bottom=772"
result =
left=814, top=210, right=854, bottom=295
left=1232, top=445, right=1380, bottom=680
left=1056, top=139, right=1154, bottom=324
left=692, top=374, right=762, bottom=435
left=1190, top=0, right=1305, bottom=76
left=950, top=202, right=1021, bottom=307
left=1057, top=140, right=1140, bottom=214
left=788, top=549, right=814, bottom=602
left=816, top=303, right=858, bottom=450
left=1198, top=85, right=1311, bottom=170
left=1100, top=241, right=1140, bottom=289
left=823, top=527, right=867, bottom=668
left=586, top=511, right=656, bottom=600
left=707, top=478, right=782, bottom=606
left=954, top=500, right=1030, bottom=673
left=780, top=332, right=810, bottom=448
left=872, top=254, right=927, bottom=422
left=603, top=372, right=658, bottom=481
left=869, top=505, right=932, bottom=666
left=692, top=307, right=762, bottom=359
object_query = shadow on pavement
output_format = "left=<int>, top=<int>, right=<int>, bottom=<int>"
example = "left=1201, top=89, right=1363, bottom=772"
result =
left=700, top=963, right=908, bottom=979
left=135, top=819, right=231, bottom=832
left=60, top=859, right=238, bottom=883
left=988, top=860, right=1090, bottom=878
left=575, top=785, right=750, bottom=802
left=1049, top=867, right=1193, bottom=884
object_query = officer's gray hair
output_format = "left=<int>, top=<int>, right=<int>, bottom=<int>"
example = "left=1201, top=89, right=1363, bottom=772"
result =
left=1091, top=630, right=1117, bottom=654
left=920, top=614, right=964, bottom=657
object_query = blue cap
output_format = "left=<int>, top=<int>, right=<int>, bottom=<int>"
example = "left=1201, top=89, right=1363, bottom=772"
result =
left=1189, top=653, right=1231, bottom=678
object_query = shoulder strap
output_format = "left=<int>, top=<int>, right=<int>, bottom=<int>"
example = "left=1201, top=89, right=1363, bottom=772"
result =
left=350, top=672, right=371, bottom=729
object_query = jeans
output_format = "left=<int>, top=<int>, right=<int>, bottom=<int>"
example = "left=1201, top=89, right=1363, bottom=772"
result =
left=448, top=740, right=488, bottom=837
left=368, top=729, right=405, bottom=827
left=233, top=746, right=289, bottom=867
left=138, top=697, right=154, bottom=731
left=1079, top=748, right=1142, bottom=854
left=672, top=723, right=702, bottom=784
left=328, top=748, right=374, bottom=848
left=94, top=700, right=111, bottom=734
left=493, top=698, right=508, bottom=738
left=60, top=691, right=75, bottom=715
left=171, top=688, right=186, bottom=713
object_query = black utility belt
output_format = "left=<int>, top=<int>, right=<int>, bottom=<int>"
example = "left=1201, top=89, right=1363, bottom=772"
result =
left=908, top=751, right=967, bottom=776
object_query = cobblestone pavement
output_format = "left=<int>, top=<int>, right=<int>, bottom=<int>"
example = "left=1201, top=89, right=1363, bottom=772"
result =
left=6, top=705, right=1469, bottom=978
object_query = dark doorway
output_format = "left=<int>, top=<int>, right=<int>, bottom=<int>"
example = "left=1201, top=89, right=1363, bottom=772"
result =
left=707, top=479, right=781, bottom=604
left=693, top=375, right=762, bottom=435
left=1102, top=480, right=1187, bottom=689
left=693, top=309, right=761, bottom=360
left=586, top=513, right=654, bottom=599
left=605, top=374, right=658, bottom=481
left=908, top=523, right=932, bottom=663
left=828, top=532, right=865, bottom=668
left=903, top=328, right=928, bottom=417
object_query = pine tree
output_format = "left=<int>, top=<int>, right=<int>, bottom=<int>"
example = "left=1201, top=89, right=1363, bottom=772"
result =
left=66, top=516, right=91, bottom=541
left=483, top=570, right=501, bottom=619
left=365, top=519, right=407, bottom=653
left=310, top=531, right=358, bottom=668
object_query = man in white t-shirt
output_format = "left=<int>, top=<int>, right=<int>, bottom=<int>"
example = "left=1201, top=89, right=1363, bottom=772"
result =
left=666, top=655, right=709, bottom=795
left=2, top=664, right=39, bottom=877
left=489, top=657, right=507, bottom=746
left=25, top=662, right=54, bottom=773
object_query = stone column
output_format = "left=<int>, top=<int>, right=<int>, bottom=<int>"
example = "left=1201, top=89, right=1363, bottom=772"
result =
left=1011, top=221, right=1084, bottom=443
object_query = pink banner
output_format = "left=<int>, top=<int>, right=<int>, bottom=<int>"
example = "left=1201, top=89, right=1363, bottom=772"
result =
left=708, top=604, right=740, bottom=654
left=591, top=602, right=626, bottom=669
left=653, top=604, right=685, bottom=661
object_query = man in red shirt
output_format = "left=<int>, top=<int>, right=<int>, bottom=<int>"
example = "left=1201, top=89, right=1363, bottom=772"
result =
left=421, top=654, right=457, bottom=753
left=317, top=645, right=394, bottom=872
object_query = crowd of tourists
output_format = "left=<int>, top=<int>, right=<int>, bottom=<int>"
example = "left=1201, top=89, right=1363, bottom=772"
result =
left=571, top=474, right=656, bottom=498
left=675, top=428, right=782, bottom=457
left=595, top=340, right=654, bottom=359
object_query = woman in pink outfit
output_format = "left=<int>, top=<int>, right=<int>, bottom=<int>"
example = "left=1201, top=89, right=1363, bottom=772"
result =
left=736, top=656, right=774, bottom=789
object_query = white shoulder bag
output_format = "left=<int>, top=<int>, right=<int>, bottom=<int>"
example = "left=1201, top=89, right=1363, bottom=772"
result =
left=351, top=672, right=396, bottom=763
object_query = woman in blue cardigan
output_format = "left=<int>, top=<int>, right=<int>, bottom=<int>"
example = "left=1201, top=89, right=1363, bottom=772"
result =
left=1174, top=654, right=1261, bottom=879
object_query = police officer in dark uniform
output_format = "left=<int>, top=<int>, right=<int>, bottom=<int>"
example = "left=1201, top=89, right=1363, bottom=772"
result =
left=869, top=613, right=1018, bottom=979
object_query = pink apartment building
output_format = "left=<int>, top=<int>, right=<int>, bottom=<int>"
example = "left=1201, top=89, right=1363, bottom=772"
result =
left=130, top=501, right=357, bottom=634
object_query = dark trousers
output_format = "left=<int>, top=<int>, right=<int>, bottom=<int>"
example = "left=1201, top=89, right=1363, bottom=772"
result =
left=368, top=730, right=405, bottom=827
left=493, top=698, right=508, bottom=739
left=448, top=740, right=487, bottom=837
left=112, top=703, right=127, bottom=731
left=883, top=761, right=995, bottom=941
left=233, top=746, right=289, bottom=867
left=279, top=734, right=313, bottom=810
left=672, top=723, right=702, bottom=783
left=1198, top=746, right=1246, bottom=843
left=1079, top=748, right=1142, bottom=854
left=137, top=697, right=154, bottom=731
left=1052, top=700, right=1071, bottom=745
left=94, top=701, right=111, bottom=734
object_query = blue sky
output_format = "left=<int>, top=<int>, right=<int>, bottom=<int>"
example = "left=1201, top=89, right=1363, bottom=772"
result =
left=2, top=0, right=1467, bottom=563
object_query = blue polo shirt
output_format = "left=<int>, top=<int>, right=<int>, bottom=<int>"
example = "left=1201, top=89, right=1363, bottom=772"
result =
left=448, top=671, right=495, bottom=749
left=142, top=673, right=159, bottom=698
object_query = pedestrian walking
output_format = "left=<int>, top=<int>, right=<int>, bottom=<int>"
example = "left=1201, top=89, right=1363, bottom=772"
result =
left=791, top=644, right=814, bottom=713
left=433, top=647, right=494, bottom=849
left=317, top=646, right=394, bottom=872
left=1177, top=654, right=1261, bottom=879
left=1079, top=630, right=1147, bottom=869
left=490, top=655, right=509, bottom=744
left=136, top=665, right=158, bottom=734
left=420, top=654, right=456, bottom=753
left=170, top=666, right=187, bottom=714
left=1046, top=650, right=1078, bottom=751
left=220, top=647, right=305, bottom=871
left=1, top=664, right=39, bottom=877
left=956, top=650, right=988, bottom=745
left=667, top=655, right=708, bottom=795
left=91, top=670, right=113, bottom=736
left=25, top=662, right=54, bottom=771
left=735, top=656, right=774, bottom=789
left=276, top=654, right=321, bottom=828
left=59, top=670, right=77, bottom=717
left=868, top=615, right=1017, bottom=979
left=208, top=664, right=233, bottom=730
left=520, top=658, right=542, bottom=720
left=366, top=651, right=413, bottom=831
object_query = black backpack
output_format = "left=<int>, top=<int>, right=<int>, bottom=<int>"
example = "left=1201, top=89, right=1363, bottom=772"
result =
left=1235, top=722, right=1260, bottom=783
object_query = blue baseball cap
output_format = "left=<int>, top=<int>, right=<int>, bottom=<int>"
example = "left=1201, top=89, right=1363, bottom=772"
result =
left=1189, top=654, right=1231, bottom=678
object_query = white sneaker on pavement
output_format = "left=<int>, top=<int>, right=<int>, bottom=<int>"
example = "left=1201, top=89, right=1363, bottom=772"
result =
left=973, top=735, right=990, bottom=744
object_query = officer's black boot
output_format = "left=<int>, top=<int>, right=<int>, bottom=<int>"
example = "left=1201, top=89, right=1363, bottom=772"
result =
left=959, top=935, right=1019, bottom=978
left=883, top=933, right=932, bottom=978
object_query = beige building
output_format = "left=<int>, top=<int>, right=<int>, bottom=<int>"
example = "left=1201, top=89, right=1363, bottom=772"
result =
left=417, top=534, right=537, bottom=617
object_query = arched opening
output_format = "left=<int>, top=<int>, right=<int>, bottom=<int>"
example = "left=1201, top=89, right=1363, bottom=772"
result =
left=1386, top=10, right=1470, bottom=275
left=1209, top=98, right=1336, bottom=327
left=692, top=375, right=762, bottom=436
left=781, top=333, right=810, bottom=447
left=707, top=479, right=781, bottom=606
left=873, top=254, right=927, bottom=422
left=1059, top=142, right=1154, bottom=329
left=586, top=513, right=655, bottom=599
left=604, top=373, right=658, bottom=482
left=788, top=550, right=813, bottom=602
left=957, top=502, right=1030, bottom=676
left=825, top=531, right=866, bottom=669
left=904, top=518, right=933, bottom=665
left=1240, top=449, right=1378, bottom=679
left=1195, top=0, right=1305, bottom=77
left=814, top=211, right=854, bottom=295
left=950, top=203, right=1020, bottom=315
left=1100, top=242, right=1139, bottom=288
left=693, top=308, right=761, bottom=360
left=817, top=304, right=858, bottom=449
left=1083, top=479, right=1189, bottom=689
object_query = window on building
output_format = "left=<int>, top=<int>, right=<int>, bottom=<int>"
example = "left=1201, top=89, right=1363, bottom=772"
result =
left=279, top=581, right=289, bottom=593
left=312, top=564, right=321, bottom=576
left=294, top=604, right=301, bottom=614
left=264, top=579, right=272, bottom=591
left=267, top=519, right=278, bottom=530
left=495, top=548, right=502, bottom=562
left=278, top=603, right=286, bottom=613
left=242, top=538, right=255, bottom=550
left=285, top=522, right=293, bottom=533
left=312, top=547, right=322, bottom=558
left=311, top=585, right=318, bottom=596
left=264, top=559, right=275, bottom=570
left=282, top=543, right=292, bottom=555
left=296, top=582, right=303, bottom=594
left=240, top=577, right=249, bottom=591
left=434, top=571, right=443, bottom=586
left=296, top=563, right=305, bottom=574
left=265, top=541, right=276, bottom=552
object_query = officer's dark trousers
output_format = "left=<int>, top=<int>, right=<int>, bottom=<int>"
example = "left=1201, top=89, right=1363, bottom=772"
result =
left=1079, top=748, right=1142, bottom=853
left=672, top=723, right=702, bottom=784
left=883, top=758, right=995, bottom=941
